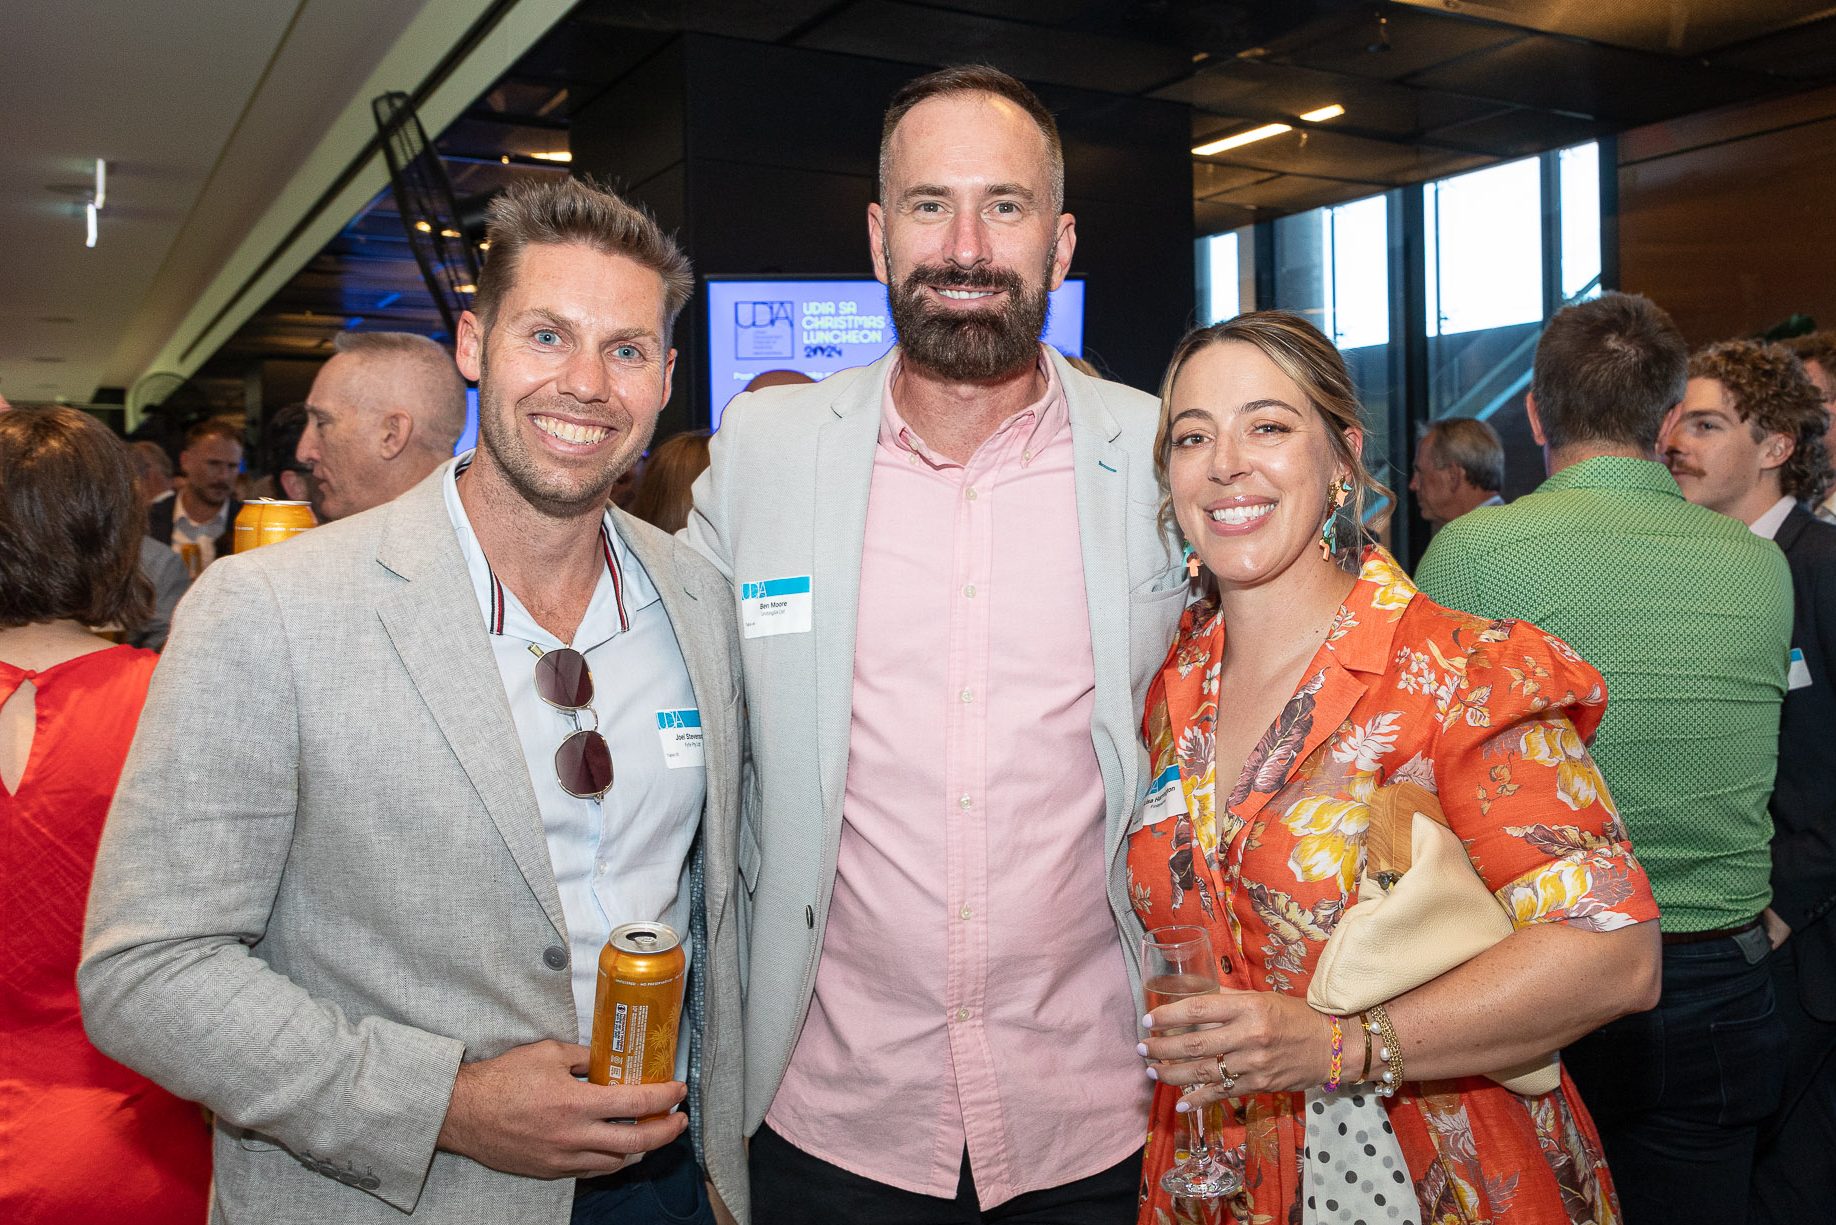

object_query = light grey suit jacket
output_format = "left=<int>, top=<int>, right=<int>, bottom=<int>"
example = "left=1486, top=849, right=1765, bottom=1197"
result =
left=684, top=346, right=1185, bottom=1132
left=80, top=466, right=749, bottom=1224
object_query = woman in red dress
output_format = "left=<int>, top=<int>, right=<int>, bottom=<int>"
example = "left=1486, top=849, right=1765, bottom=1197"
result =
left=1130, top=314, right=1662, bottom=1225
left=0, top=407, right=210, bottom=1223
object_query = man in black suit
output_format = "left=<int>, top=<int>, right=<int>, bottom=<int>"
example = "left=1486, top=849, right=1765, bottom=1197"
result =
left=1663, top=338, right=1836, bottom=1223
left=148, top=419, right=243, bottom=576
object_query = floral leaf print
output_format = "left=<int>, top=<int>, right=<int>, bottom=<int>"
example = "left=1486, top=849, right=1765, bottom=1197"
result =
left=1516, top=722, right=1607, bottom=811
left=1234, top=671, right=1325, bottom=804
left=1244, top=881, right=1338, bottom=988
left=1503, top=822, right=1614, bottom=859
left=1388, top=750, right=1437, bottom=790
left=1281, top=795, right=1372, bottom=891
left=1331, top=710, right=1402, bottom=772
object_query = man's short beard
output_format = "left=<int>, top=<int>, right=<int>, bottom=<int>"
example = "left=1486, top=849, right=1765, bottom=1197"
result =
left=887, top=251, right=1054, bottom=382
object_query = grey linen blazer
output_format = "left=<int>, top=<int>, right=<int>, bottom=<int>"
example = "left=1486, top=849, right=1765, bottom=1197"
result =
left=80, top=464, right=749, bottom=1224
left=684, top=346, right=1186, bottom=1133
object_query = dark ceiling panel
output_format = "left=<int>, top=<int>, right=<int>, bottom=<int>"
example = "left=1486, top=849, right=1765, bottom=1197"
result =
left=1393, top=0, right=1836, bottom=58
left=1257, top=5, right=1526, bottom=83
left=1196, top=127, right=1484, bottom=185
left=1195, top=197, right=1259, bottom=236
left=1206, top=171, right=1378, bottom=213
left=567, top=0, right=837, bottom=42
left=1710, top=14, right=1836, bottom=78
left=792, top=0, right=1192, bottom=93
left=1194, top=161, right=1279, bottom=198
left=1425, top=105, right=1606, bottom=160
left=1408, top=32, right=1779, bottom=124
left=1157, top=58, right=1503, bottom=141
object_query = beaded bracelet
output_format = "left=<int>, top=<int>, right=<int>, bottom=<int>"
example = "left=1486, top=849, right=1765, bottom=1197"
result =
left=1356, top=1010, right=1374, bottom=1082
left=1366, top=1005, right=1405, bottom=1097
left=1323, top=1013, right=1345, bottom=1092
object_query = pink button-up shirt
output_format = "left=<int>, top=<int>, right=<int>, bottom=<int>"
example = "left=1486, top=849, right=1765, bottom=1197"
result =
left=766, top=351, right=1151, bottom=1206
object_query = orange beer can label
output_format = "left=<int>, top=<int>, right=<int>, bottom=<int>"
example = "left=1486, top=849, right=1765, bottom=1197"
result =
left=233, top=502, right=264, bottom=554
left=588, top=922, right=686, bottom=1087
left=235, top=499, right=317, bottom=553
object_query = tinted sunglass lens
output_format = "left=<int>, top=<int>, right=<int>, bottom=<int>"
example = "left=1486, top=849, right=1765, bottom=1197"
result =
left=556, top=729, right=613, bottom=799
left=535, top=647, right=594, bottom=709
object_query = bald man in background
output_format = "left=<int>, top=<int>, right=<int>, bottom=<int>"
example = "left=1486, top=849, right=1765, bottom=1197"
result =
left=299, top=331, right=467, bottom=521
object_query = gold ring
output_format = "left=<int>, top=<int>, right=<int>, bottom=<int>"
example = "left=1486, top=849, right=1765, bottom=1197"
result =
left=1215, top=1055, right=1236, bottom=1089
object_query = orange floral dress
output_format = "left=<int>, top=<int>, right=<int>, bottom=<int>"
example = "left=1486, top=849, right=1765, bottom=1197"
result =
left=1128, top=549, right=1658, bottom=1225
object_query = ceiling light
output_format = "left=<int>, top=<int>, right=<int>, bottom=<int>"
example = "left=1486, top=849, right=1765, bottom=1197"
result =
left=1300, top=104, right=1345, bottom=123
left=1192, top=123, right=1293, bottom=156
left=85, top=201, right=97, bottom=248
left=500, top=155, right=510, bottom=165
left=530, top=151, right=573, bottom=163
left=94, top=159, right=108, bottom=210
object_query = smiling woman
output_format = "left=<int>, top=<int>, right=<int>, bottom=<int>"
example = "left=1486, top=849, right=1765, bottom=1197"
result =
left=1125, top=311, right=1661, bottom=1225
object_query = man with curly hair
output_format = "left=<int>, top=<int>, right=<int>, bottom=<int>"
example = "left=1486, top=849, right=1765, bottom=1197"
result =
left=1784, top=331, right=1836, bottom=524
left=1663, top=339, right=1836, bottom=1224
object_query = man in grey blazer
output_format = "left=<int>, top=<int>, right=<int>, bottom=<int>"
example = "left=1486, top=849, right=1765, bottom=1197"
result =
left=686, top=66, right=1185, bottom=1222
left=81, top=179, right=747, bottom=1225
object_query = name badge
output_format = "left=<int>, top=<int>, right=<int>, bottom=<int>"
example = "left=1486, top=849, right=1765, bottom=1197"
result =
left=656, top=709, right=704, bottom=769
left=1789, top=647, right=1813, bottom=691
left=740, top=575, right=812, bottom=639
left=1140, top=763, right=1187, bottom=828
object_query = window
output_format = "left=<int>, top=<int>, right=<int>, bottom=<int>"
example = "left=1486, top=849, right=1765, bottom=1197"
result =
left=1559, top=143, right=1602, bottom=302
left=1197, top=230, right=1242, bottom=325
left=1424, top=157, right=1543, bottom=337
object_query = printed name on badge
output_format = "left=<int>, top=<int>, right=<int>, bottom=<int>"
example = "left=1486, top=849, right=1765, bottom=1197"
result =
left=1788, top=647, right=1813, bottom=691
left=1140, top=763, right=1188, bottom=828
left=656, top=709, right=704, bottom=769
left=740, top=575, right=813, bottom=639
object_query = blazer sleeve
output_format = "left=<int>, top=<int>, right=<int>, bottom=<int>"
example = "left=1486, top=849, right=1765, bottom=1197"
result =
left=681, top=394, right=749, bottom=583
left=1428, top=618, right=1660, bottom=935
left=79, top=556, right=463, bottom=1214
left=1770, top=546, right=1836, bottom=932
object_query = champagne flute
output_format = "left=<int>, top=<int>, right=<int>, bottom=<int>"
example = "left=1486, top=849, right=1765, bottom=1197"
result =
left=1141, top=925, right=1242, bottom=1200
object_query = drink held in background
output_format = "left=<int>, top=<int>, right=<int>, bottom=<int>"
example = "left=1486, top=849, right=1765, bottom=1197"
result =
left=233, top=499, right=316, bottom=554
left=588, top=922, right=686, bottom=1087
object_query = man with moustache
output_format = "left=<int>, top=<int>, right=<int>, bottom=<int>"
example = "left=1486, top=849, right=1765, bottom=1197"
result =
left=1661, top=340, right=1836, bottom=1224
left=687, top=65, right=1184, bottom=1222
left=148, top=418, right=244, bottom=574
left=81, top=178, right=747, bottom=1225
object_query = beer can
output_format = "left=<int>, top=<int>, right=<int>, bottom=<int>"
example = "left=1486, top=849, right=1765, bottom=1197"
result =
left=233, top=500, right=266, bottom=554
left=255, top=500, right=316, bottom=548
left=588, top=922, right=686, bottom=1087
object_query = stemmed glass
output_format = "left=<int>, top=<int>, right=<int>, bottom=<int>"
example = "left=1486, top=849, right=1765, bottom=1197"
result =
left=1141, top=925, right=1242, bottom=1200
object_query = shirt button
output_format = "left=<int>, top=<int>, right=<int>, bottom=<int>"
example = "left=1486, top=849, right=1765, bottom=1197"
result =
left=962, top=584, right=976, bottom=598
left=965, top=487, right=978, bottom=501
left=1022, top=450, right=1034, bottom=463
left=958, top=795, right=973, bottom=810
left=957, top=1007, right=972, bottom=1022
left=959, top=904, right=972, bottom=920
left=542, top=945, right=567, bottom=971
left=959, top=688, right=973, bottom=703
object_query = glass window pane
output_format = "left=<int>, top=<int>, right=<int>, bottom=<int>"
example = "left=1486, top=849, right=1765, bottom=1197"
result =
left=1425, top=157, right=1542, bottom=336
left=1559, top=142, right=1602, bottom=302
left=1197, top=230, right=1241, bottom=324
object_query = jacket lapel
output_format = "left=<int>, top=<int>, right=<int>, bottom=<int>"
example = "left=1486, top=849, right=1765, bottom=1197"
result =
left=811, top=354, right=890, bottom=819
left=373, top=471, right=568, bottom=942
left=1061, top=353, right=1135, bottom=858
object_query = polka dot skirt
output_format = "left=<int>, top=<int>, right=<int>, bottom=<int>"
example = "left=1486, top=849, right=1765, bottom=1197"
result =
left=1302, top=1088, right=1418, bottom=1225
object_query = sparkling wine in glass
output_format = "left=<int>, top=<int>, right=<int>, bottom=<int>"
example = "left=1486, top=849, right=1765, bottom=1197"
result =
left=1141, top=925, right=1242, bottom=1201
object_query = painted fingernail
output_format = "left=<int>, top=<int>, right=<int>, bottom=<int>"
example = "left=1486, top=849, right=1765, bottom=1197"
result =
left=1136, top=1042, right=1149, bottom=1057
left=1142, top=1013, right=1156, bottom=1028
left=1146, top=1066, right=1159, bottom=1080
left=1175, top=1098, right=1190, bottom=1114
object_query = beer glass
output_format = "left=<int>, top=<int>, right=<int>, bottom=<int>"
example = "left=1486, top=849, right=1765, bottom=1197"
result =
left=1141, top=925, right=1241, bottom=1200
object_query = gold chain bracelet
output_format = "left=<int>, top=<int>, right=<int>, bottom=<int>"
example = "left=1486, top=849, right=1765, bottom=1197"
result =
left=1366, top=1005, right=1405, bottom=1097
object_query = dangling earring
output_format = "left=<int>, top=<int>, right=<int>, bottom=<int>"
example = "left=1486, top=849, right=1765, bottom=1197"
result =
left=1319, top=480, right=1351, bottom=561
left=1182, top=542, right=1200, bottom=579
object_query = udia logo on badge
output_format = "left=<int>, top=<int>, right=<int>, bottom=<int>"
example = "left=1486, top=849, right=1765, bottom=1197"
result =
left=656, top=709, right=704, bottom=769
left=1788, top=646, right=1812, bottom=691
left=740, top=575, right=812, bottom=639
left=1140, top=763, right=1186, bottom=828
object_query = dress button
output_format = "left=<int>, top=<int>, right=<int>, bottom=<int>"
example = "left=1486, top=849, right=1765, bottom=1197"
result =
left=962, top=584, right=976, bottom=598
left=957, top=1007, right=971, bottom=1021
left=958, top=795, right=972, bottom=810
left=542, top=945, right=567, bottom=971
left=359, top=1176, right=381, bottom=1191
left=959, top=688, right=973, bottom=703
left=965, top=487, right=978, bottom=501
left=959, top=905, right=972, bottom=920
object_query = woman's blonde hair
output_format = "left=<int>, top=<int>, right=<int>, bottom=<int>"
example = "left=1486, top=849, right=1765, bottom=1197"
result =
left=628, top=429, right=712, bottom=536
left=1152, top=310, right=1393, bottom=563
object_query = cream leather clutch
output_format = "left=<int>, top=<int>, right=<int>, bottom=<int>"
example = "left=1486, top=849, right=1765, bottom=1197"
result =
left=1306, top=783, right=1561, bottom=1097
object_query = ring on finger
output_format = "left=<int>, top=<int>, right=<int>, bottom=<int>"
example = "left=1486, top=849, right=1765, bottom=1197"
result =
left=1215, top=1055, right=1236, bottom=1090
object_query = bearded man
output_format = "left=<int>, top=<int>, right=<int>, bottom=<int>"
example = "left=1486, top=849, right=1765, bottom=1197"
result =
left=685, top=64, right=1184, bottom=1225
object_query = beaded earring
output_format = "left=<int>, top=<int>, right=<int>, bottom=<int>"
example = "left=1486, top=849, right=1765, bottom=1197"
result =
left=1318, top=479, right=1352, bottom=561
left=1183, top=542, right=1200, bottom=579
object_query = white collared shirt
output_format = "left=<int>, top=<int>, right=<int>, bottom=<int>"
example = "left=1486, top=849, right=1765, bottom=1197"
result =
left=442, top=455, right=703, bottom=1061
left=1750, top=495, right=1796, bottom=541
left=170, top=495, right=230, bottom=570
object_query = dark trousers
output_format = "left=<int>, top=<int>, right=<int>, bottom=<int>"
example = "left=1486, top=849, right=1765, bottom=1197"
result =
left=750, top=1123, right=1141, bottom=1225
left=572, top=1133, right=714, bottom=1225
left=1564, top=926, right=1787, bottom=1225
left=1751, top=943, right=1836, bottom=1225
